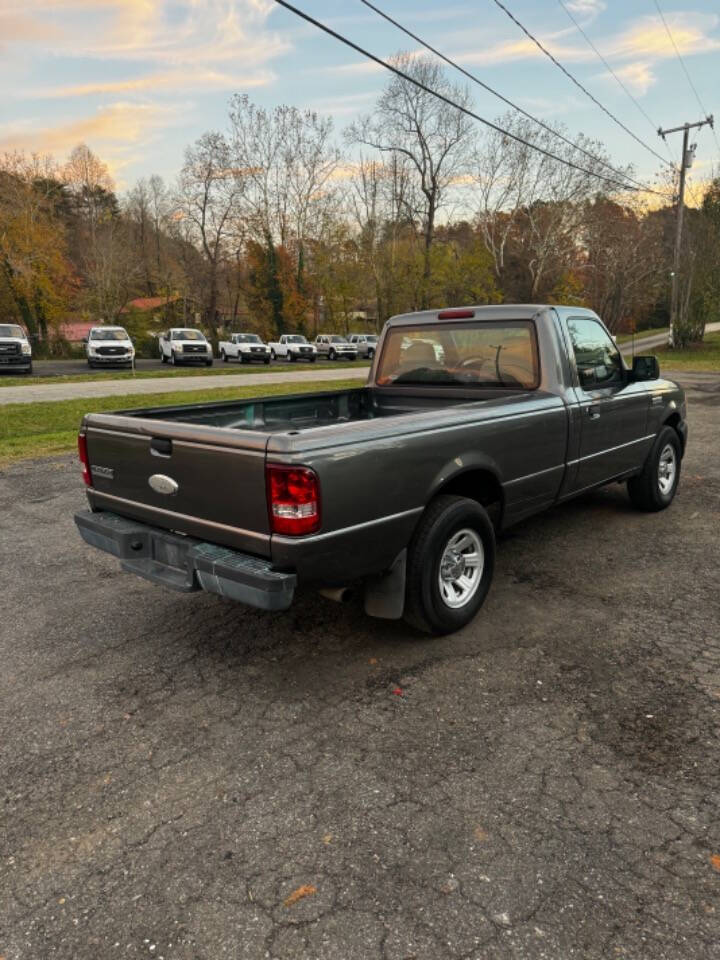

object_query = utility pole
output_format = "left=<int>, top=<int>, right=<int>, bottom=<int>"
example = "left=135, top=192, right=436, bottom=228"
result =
left=658, top=115, right=714, bottom=344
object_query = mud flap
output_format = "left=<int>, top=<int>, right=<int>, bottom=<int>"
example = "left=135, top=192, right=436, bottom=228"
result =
left=364, top=549, right=406, bottom=620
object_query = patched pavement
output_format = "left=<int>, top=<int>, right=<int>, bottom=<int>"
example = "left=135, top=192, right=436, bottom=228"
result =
left=1, top=375, right=719, bottom=959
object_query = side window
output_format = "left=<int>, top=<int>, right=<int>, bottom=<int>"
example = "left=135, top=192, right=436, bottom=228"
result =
left=567, top=317, right=623, bottom=389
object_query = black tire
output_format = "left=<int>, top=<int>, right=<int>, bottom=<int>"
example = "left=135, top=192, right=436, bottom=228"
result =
left=404, top=495, right=495, bottom=635
left=270, top=349, right=276, bottom=361
left=328, top=348, right=336, bottom=361
left=290, top=353, right=296, bottom=362
left=368, top=348, right=375, bottom=360
left=87, top=361, right=95, bottom=369
left=170, top=353, right=177, bottom=366
left=627, top=425, right=681, bottom=512
left=310, top=356, right=316, bottom=363
left=24, top=362, right=32, bottom=375
left=264, top=357, right=271, bottom=365
left=206, top=359, right=213, bottom=367
left=160, top=352, right=167, bottom=364
left=221, top=351, right=228, bottom=363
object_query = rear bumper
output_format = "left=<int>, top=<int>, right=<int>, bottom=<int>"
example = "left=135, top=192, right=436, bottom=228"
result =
left=75, top=510, right=296, bottom=611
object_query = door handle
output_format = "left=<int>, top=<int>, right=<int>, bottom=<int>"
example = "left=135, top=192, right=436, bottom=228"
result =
left=588, top=404, right=601, bottom=420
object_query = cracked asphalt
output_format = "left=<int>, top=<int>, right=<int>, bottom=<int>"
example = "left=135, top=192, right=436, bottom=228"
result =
left=1, top=375, right=719, bottom=960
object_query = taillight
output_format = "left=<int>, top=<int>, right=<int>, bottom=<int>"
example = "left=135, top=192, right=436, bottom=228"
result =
left=266, top=464, right=320, bottom=535
left=78, top=433, right=92, bottom=486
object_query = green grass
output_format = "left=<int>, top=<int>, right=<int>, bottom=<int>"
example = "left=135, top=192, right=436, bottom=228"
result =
left=0, top=359, right=369, bottom=388
left=652, top=329, right=720, bottom=373
left=0, top=378, right=362, bottom=466
left=616, top=326, right=669, bottom=344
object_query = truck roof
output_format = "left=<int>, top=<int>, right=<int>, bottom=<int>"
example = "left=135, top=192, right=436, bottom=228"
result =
left=386, top=304, right=599, bottom=327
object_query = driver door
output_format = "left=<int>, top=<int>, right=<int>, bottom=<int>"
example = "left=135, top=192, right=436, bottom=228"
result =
left=565, top=316, right=650, bottom=491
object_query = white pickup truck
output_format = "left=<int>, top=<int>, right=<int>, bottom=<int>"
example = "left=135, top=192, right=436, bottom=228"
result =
left=0, top=323, right=32, bottom=374
left=158, top=328, right=213, bottom=366
left=267, top=334, right=317, bottom=363
left=84, top=325, right=135, bottom=368
left=218, top=333, right=271, bottom=364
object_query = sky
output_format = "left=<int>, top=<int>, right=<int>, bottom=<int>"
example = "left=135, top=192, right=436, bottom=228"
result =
left=2, top=0, right=719, bottom=199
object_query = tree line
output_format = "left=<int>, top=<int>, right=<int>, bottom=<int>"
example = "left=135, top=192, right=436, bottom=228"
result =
left=1, top=53, right=718, bottom=352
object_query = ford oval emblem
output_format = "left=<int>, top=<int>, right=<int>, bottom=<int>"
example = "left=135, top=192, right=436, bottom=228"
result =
left=149, top=474, right=179, bottom=496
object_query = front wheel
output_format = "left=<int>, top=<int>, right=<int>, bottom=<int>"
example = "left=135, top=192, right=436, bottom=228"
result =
left=404, top=495, right=495, bottom=635
left=328, top=348, right=336, bottom=361
left=367, top=348, right=375, bottom=360
left=264, top=357, right=271, bottom=365
left=270, top=349, right=276, bottom=361
left=206, top=359, right=213, bottom=367
left=221, top=351, right=228, bottom=363
left=627, top=425, right=681, bottom=512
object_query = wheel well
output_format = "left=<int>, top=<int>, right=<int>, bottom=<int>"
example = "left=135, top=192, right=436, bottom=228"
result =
left=435, top=469, right=504, bottom=527
left=664, top=412, right=681, bottom=431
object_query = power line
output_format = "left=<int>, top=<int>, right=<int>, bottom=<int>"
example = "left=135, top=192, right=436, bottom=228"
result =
left=357, top=0, right=667, bottom=196
left=556, top=0, right=678, bottom=167
left=490, top=0, right=675, bottom=169
left=651, top=0, right=720, bottom=156
left=272, top=0, right=665, bottom=195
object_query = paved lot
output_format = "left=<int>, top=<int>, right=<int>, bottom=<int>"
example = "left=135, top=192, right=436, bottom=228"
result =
left=1, top=375, right=719, bottom=960
left=0, top=366, right=368, bottom=405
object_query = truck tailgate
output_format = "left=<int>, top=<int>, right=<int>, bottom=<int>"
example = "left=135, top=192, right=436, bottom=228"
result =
left=83, top=419, right=271, bottom=556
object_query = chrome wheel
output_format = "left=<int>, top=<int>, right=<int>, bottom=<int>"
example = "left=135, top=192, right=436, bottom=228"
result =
left=438, top=528, right=484, bottom=609
left=658, top=443, right=677, bottom=496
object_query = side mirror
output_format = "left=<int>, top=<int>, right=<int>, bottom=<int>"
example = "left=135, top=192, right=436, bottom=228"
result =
left=631, top=355, right=659, bottom=381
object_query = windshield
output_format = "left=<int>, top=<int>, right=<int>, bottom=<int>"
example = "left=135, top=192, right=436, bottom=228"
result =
left=89, top=328, right=129, bottom=341
left=0, top=324, right=25, bottom=339
left=173, top=330, right=206, bottom=341
left=235, top=334, right=261, bottom=343
left=376, top=321, right=539, bottom=390
left=287, top=335, right=307, bottom=343
left=329, top=336, right=347, bottom=343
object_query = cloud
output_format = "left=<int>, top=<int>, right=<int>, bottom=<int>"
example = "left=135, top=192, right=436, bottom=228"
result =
left=24, top=68, right=275, bottom=100
left=610, top=12, right=720, bottom=61
left=565, top=0, right=606, bottom=15
left=0, top=102, right=171, bottom=179
left=596, top=61, right=657, bottom=96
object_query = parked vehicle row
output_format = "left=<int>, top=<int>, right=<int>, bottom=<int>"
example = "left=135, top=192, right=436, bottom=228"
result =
left=0, top=322, right=377, bottom=375
left=75, top=303, right=686, bottom=636
left=0, top=323, right=33, bottom=374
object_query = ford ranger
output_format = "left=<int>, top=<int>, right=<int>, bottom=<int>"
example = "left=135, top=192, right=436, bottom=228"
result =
left=75, top=305, right=687, bottom=635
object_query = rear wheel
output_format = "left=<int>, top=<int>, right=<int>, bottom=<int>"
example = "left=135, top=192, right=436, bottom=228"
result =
left=404, top=495, right=495, bottom=635
left=627, top=425, right=681, bottom=512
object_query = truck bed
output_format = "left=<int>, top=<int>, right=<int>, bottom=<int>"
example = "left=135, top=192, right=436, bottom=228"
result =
left=114, top=387, right=468, bottom=433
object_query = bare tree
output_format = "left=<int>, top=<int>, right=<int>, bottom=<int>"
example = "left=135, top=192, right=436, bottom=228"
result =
left=175, top=131, right=244, bottom=339
left=347, top=53, right=475, bottom=309
left=474, top=114, right=632, bottom=299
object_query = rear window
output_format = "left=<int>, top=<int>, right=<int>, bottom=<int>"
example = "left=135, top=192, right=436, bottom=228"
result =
left=376, top=321, right=539, bottom=390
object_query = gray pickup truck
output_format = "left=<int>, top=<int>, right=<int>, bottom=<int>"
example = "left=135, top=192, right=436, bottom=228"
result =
left=75, top=305, right=686, bottom=634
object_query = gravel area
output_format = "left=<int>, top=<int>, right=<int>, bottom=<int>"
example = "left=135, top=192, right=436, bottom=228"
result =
left=1, top=374, right=719, bottom=959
